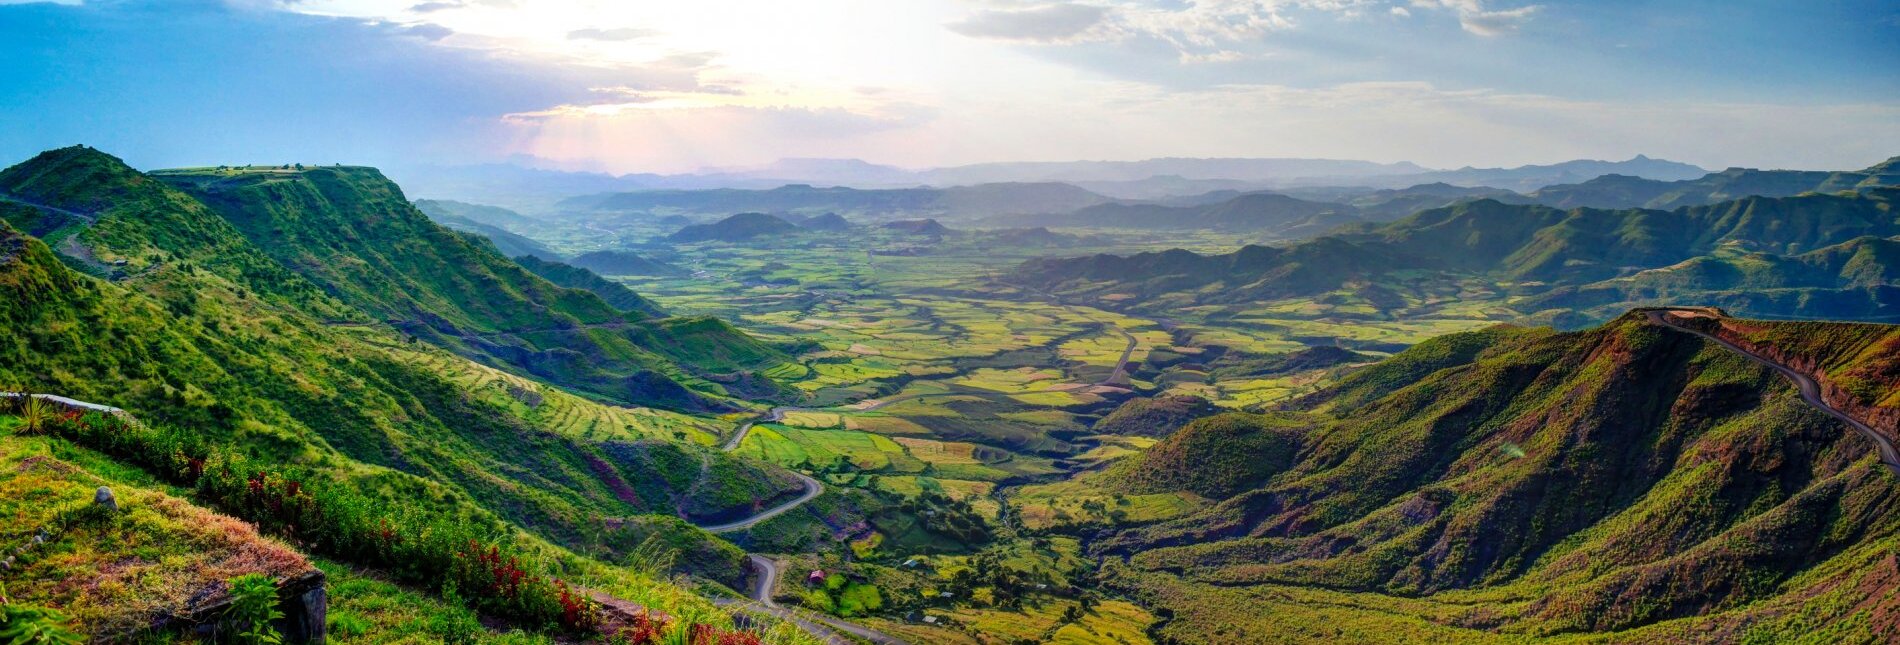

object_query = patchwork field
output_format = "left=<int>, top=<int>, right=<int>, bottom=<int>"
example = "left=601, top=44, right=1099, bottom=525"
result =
left=504, top=217, right=1533, bottom=643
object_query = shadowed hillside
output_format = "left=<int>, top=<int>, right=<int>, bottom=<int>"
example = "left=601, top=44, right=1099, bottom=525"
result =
left=1097, top=313, right=1900, bottom=643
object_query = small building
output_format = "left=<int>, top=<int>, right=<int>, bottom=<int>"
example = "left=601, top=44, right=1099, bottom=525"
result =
left=807, top=570, right=826, bottom=585
left=923, top=616, right=939, bottom=624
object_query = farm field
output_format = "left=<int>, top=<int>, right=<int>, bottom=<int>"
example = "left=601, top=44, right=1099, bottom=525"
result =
left=508, top=219, right=1527, bottom=641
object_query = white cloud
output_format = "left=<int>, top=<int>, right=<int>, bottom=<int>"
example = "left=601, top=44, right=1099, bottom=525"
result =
left=1410, top=0, right=1538, bottom=36
left=1457, top=5, right=1536, bottom=36
left=230, top=0, right=1894, bottom=173
left=946, top=3, right=1110, bottom=42
left=567, top=27, right=658, bottom=41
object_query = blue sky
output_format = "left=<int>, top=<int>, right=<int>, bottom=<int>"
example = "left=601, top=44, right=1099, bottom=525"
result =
left=0, top=0, right=1894, bottom=173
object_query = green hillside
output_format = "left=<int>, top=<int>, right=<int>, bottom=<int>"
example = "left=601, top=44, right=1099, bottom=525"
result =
left=0, top=147, right=814, bottom=591
left=512, top=254, right=665, bottom=316
left=1015, top=188, right=1900, bottom=320
left=414, top=198, right=561, bottom=260
left=1093, top=394, right=1220, bottom=437
left=1098, top=313, right=1900, bottom=643
left=1525, top=237, right=1900, bottom=321
left=150, top=163, right=791, bottom=410
left=1106, top=413, right=1304, bottom=498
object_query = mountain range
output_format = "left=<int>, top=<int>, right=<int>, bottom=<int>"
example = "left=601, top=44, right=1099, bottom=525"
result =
left=542, top=158, right=1896, bottom=239
left=1013, top=186, right=1900, bottom=323
left=395, top=155, right=1723, bottom=211
left=1515, top=157, right=1900, bottom=210
left=563, top=182, right=1113, bottom=222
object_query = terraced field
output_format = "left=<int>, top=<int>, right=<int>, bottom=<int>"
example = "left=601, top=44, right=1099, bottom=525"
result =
left=359, top=331, right=730, bottom=444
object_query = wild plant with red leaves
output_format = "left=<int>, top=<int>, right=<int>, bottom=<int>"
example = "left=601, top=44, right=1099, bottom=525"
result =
left=614, top=611, right=668, bottom=644
left=688, top=623, right=764, bottom=645
left=553, top=579, right=600, bottom=632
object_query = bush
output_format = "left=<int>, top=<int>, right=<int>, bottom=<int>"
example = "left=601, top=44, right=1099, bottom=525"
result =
left=13, top=397, right=52, bottom=435
left=225, top=573, right=284, bottom=645
left=0, top=604, right=83, bottom=645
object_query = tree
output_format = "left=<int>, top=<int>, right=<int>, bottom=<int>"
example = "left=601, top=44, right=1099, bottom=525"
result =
left=1061, top=604, right=1082, bottom=623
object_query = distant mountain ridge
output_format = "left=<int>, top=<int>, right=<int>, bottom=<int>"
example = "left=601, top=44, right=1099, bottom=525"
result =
left=404, top=154, right=1719, bottom=209
left=1381, top=154, right=1710, bottom=191
left=1002, top=191, right=1363, bottom=237
left=563, top=182, right=1113, bottom=221
left=1520, top=156, right=1900, bottom=210
left=1014, top=187, right=1900, bottom=322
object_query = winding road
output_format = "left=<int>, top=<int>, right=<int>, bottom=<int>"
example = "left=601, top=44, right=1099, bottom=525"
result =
left=715, top=553, right=907, bottom=645
left=694, top=470, right=824, bottom=534
left=1646, top=309, right=1900, bottom=475
left=697, top=301, right=1141, bottom=643
left=701, top=406, right=910, bottom=644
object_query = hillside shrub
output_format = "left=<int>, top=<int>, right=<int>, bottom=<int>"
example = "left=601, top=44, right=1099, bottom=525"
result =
left=225, top=573, right=284, bottom=645
left=0, top=604, right=83, bottom=645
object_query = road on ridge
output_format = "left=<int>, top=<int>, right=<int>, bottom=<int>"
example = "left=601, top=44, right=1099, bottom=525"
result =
left=1647, top=309, right=1900, bottom=476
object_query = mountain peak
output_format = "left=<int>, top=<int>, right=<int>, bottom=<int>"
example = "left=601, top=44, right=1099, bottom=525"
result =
left=0, top=144, right=148, bottom=212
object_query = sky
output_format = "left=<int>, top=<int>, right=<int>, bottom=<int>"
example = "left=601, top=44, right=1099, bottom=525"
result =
left=0, top=0, right=1896, bottom=174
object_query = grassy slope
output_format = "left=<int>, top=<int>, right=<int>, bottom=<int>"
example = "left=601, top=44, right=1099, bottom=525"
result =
left=151, top=163, right=790, bottom=410
left=0, top=148, right=804, bottom=587
left=413, top=198, right=562, bottom=261
left=511, top=254, right=666, bottom=317
left=0, top=424, right=315, bottom=638
left=1524, top=237, right=1900, bottom=322
left=1097, top=313, right=1900, bottom=643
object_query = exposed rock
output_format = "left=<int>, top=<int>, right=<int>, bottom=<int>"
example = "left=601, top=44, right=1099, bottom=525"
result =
left=94, top=486, right=118, bottom=512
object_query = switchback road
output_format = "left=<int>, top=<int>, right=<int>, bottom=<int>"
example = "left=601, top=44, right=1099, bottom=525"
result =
left=1647, top=309, right=1900, bottom=476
